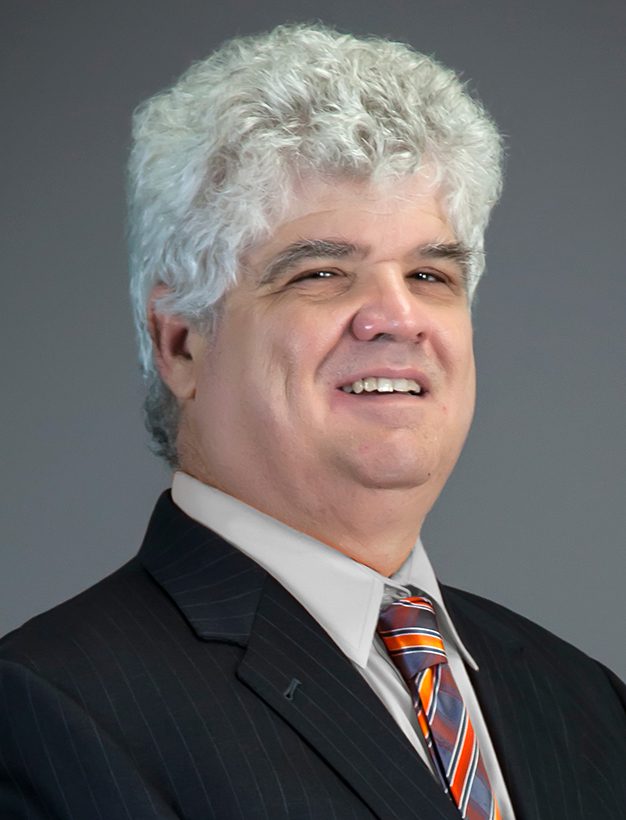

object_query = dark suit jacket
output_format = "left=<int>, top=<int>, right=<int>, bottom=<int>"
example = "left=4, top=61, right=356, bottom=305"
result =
left=1, top=492, right=625, bottom=819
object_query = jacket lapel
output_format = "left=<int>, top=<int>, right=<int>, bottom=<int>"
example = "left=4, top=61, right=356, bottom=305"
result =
left=443, top=587, right=617, bottom=820
left=238, top=574, right=458, bottom=820
left=138, top=491, right=267, bottom=644
left=140, top=493, right=458, bottom=820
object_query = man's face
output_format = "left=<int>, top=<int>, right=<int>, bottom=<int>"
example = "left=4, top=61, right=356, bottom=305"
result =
left=183, top=174, right=476, bottom=525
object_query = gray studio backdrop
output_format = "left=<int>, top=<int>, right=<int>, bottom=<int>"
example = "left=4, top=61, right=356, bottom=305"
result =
left=2, top=0, right=625, bottom=678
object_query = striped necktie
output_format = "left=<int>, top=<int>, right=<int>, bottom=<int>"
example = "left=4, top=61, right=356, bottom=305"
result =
left=377, top=596, right=501, bottom=820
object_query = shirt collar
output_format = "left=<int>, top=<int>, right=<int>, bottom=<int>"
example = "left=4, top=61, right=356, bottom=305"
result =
left=389, top=544, right=478, bottom=670
left=171, top=471, right=477, bottom=671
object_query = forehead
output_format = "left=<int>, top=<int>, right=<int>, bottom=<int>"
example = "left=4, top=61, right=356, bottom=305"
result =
left=286, top=171, right=446, bottom=222
left=244, top=172, right=457, bottom=273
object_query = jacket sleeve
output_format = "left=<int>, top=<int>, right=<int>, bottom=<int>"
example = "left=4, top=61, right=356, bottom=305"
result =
left=0, top=659, right=179, bottom=819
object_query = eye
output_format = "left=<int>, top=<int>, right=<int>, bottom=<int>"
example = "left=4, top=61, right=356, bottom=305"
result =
left=288, top=269, right=337, bottom=284
left=411, top=270, right=445, bottom=284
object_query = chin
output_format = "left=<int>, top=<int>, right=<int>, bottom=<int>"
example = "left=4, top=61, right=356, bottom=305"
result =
left=344, top=433, right=464, bottom=493
left=347, top=456, right=441, bottom=491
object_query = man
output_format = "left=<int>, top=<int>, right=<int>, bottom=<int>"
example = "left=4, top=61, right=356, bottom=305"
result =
left=1, top=23, right=624, bottom=820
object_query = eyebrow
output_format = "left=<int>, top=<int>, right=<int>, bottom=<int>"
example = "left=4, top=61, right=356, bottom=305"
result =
left=259, top=239, right=364, bottom=286
left=258, top=237, right=478, bottom=288
left=418, top=241, right=480, bottom=287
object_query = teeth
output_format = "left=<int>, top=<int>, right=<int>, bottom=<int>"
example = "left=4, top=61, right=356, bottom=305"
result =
left=341, top=377, right=422, bottom=394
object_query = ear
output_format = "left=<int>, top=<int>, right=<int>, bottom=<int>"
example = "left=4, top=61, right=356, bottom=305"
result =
left=147, top=284, right=203, bottom=401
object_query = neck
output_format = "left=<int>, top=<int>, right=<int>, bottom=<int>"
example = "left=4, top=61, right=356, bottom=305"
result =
left=285, top=485, right=429, bottom=576
left=182, top=461, right=435, bottom=577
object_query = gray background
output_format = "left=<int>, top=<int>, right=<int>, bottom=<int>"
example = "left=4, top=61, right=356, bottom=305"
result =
left=2, top=0, right=625, bottom=678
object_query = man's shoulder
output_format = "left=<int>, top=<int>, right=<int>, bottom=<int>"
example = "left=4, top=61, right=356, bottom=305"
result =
left=443, top=584, right=626, bottom=705
left=444, top=583, right=598, bottom=663
left=0, top=556, right=175, bottom=677
left=0, top=492, right=207, bottom=669
left=443, top=584, right=576, bottom=645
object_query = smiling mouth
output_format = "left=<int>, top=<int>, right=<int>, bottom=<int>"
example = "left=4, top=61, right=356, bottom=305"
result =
left=339, top=377, right=424, bottom=396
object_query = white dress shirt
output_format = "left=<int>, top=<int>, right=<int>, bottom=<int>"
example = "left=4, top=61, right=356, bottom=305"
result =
left=172, top=471, right=516, bottom=819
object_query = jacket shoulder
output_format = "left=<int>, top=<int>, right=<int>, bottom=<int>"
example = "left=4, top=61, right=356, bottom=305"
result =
left=443, top=584, right=626, bottom=699
left=0, top=557, right=178, bottom=675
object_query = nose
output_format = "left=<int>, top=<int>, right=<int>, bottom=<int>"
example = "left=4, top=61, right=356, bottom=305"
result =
left=350, top=271, right=426, bottom=343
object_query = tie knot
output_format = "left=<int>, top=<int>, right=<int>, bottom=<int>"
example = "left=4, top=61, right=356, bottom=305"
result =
left=377, top=596, right=447, bottom=685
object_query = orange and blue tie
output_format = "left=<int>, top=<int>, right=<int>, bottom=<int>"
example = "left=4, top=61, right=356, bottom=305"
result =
left=377, top=596, right=501, bottom=820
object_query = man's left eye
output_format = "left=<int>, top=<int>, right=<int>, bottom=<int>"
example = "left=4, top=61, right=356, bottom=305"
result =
left=412, top=271, right=443, bottom=283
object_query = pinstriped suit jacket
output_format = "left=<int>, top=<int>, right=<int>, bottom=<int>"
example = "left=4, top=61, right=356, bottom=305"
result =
left=1, top=492, right=625, bottom=819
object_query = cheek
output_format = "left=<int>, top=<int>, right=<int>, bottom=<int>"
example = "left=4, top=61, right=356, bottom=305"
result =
left=444, top=320, right=476, bottom=414
left=235, top=322, right=305, bottom=424
left=464, top=347, right=476, bottom=389
left=437, top=316, right=474, bottom=373
left=265, top=311, right=333, bottom=379
left=457, top=352, right=476, bottom=417
left=452, top=313, right=475, bottom=370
